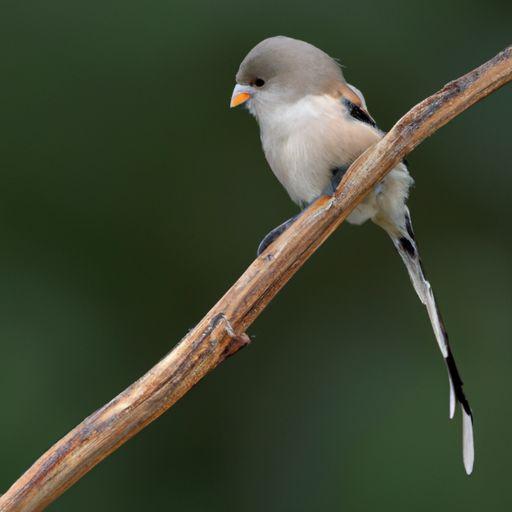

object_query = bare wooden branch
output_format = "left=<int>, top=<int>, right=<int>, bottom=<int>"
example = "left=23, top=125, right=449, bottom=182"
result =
left=1, top=46, right=510, bottom=512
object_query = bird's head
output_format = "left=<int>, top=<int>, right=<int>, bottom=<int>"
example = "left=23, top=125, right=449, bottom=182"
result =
left=230, top=36, right=348, bottom=117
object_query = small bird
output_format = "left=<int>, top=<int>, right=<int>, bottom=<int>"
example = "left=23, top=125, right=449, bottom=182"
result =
left=230, top=36, right=474, bottom=474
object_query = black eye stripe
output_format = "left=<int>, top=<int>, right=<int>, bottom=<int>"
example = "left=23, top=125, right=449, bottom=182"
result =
left=254, top=78, right=265, bottom=87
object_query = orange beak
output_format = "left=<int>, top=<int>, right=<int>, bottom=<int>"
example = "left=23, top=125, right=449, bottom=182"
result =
left=230, top=92, right=251, bottom=108
left=230, top=84, right=253, bottom=108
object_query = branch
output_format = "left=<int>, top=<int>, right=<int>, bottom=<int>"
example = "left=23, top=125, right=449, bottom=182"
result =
left=1, top=46, right=511, bottom=512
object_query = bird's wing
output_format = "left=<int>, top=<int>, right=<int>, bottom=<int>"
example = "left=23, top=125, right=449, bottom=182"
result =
left=339, top=82, right=378, bottom=128
left=346, top=83, right=368, bottom=109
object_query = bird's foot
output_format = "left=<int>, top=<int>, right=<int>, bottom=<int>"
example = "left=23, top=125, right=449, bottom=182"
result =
left=323, top=165, right=348, bottom=196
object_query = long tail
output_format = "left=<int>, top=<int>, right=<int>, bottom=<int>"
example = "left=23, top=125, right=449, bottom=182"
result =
left=383, top=208, right=474, bottom=474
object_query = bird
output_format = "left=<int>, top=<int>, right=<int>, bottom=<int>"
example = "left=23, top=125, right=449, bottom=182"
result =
left=229, top=35, right=474, bottom=474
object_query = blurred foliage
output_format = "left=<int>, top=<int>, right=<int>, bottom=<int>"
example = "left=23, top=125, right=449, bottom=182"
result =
left=0, top=0, right=511, bottom=510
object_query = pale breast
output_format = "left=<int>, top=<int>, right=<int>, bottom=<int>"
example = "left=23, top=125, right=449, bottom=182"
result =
left=258, top=94, right=381, bottom=206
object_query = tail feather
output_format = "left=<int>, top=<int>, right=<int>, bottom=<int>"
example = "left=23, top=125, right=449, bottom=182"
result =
left=462, top=407, right=475, bottom=475
left=384, top=208, right=474, bottom=474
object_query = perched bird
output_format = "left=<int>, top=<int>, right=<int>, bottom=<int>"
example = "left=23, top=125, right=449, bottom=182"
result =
left=230, top=36, right=474, bottom=474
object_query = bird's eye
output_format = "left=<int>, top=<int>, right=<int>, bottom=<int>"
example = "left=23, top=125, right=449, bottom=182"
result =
left=254, top=78, right=265, bottom=87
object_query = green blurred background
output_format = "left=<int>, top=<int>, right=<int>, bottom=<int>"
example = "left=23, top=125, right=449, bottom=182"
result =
left=0, top=0, right=511, bottom=510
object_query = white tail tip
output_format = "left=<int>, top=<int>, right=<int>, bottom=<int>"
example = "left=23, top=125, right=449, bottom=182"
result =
left=449, top=377, right=456, bottom=419
left=462, top=407, right=474, bottom=475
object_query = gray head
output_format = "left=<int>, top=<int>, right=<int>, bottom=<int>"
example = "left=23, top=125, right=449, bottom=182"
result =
left=230, top=36, right=346, bottom=112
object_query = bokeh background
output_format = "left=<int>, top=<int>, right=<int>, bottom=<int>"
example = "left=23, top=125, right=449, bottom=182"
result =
left=0, top=1, right=511, bottom=510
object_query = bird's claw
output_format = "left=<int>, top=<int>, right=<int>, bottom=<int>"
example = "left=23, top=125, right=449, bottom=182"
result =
left=257, top=214, right=299, bottom=256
